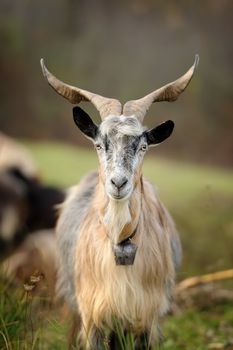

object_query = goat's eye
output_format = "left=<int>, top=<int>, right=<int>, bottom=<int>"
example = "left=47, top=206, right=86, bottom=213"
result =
left=95, top=144, right=102, bottom=151
left=140, top=144, right=147, bottom=152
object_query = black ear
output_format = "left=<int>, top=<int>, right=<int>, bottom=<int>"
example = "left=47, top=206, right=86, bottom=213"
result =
left=73, top=106, right=98, bottom=139
left=145, top=120, right=174, bottom=145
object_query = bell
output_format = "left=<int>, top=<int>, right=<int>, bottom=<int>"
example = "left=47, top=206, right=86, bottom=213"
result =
left=113, top=241, right=138, bottom=265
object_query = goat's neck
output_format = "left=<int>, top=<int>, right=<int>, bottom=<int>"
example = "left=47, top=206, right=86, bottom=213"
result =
left=95, top=178, right=142, bottom=245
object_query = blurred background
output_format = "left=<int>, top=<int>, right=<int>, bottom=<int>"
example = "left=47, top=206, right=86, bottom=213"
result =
left=1, top=0, right=232, bottom=166
left=0, top=1, right=233, bottom=349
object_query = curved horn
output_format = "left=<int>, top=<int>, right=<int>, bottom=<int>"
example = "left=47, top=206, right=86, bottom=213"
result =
left=40, top=59, right=122, bottom=120
left=123, top=54, right=199, bottom=122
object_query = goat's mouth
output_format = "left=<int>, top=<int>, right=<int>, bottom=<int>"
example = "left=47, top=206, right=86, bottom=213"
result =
left=108, top=189, right=132, bottom=201
left=110, top=193, right=127, bottom=201
left=113, top=240, right=138, bottom=265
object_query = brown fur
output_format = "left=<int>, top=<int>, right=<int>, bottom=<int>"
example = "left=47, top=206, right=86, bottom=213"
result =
left=66, top=171, right=178, bottom=347
left=2, top=230, right=57, bottom=297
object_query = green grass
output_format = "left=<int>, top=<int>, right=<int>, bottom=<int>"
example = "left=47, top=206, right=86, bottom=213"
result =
left=1, top=279, right=232, bottom=350
left=163, top=303, right=233, bottom=350
left=1, top=141, right=232, bottom=349
left=25, top=142, right=98, bottom=188
left=0, top=277, right=68, bottom=350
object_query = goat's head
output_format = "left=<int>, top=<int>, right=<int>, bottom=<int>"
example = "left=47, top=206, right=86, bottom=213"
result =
left=40, top=55, right=198, bottom=202
left=41, top=55, right=198, bottom=264
left=72, top=108, right=175, bottom=200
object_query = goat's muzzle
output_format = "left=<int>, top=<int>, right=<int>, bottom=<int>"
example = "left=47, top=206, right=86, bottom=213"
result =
left=113, top=240, right=138, bottom=266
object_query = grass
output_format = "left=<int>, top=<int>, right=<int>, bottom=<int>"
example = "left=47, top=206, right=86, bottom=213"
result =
left=1, top=140, right=233, bottom=349
left=1, top=280, right=232, bottom=349
left=0, top=277, right=68, bottom=349
left=163, top=302, right=233, bottom=350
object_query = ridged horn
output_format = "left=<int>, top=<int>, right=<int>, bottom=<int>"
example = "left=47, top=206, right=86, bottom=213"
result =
left=40, top=59, right=122, bottom=120
left=123, top=54, right=199, bottom=122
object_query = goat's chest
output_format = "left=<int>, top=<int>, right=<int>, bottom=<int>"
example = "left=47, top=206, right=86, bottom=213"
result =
left=75, top=236, right=170, bottom=329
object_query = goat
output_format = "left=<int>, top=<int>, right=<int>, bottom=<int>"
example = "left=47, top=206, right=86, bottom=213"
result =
left=0, top=136, right=65, bottom=291
left=0, top=166, right=65, bottom=260
left=2, top=229, right=57, bottom=296
left=0, top=132, right=38, bottom=178
left=41, top=55, right=198, bottom=348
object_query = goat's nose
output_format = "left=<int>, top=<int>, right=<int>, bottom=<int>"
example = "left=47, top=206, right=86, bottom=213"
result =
left=111, top=177, right=128, bottom=190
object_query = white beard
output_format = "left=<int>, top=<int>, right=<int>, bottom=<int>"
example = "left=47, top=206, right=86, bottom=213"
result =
left=103, top=199, right=131, bottom=244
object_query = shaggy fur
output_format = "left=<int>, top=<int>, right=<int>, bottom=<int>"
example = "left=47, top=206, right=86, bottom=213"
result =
left=57, top=172, right=181, bottom=348
left=41, top=58, right=197, bottom=348
left=2, top=229, right=57, bottom=296
left=0, top=167, right=65, bottom=259
left=0, top=134, right=65, bottom=294
left=100, top=115, right=144, bottom=138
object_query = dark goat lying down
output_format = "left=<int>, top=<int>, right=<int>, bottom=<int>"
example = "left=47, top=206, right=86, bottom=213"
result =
left=0, top=167, right=65, bottom=260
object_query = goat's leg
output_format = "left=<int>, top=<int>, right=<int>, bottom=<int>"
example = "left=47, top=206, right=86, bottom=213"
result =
left=109, top=329, right=150, bottom=350
left=108, top=330, right=125, bottom=350
left=89, top=327, right=108, bottom=350
left=76, top=321, right=107, bottom=350
left=134, top=326, right=164, bottom=350
left=157, top=324, right=164, bottom=344
left=108, top=331, right=117, bottom=350
left=134, top=332, right=151, bottom=350
left=68, top=313, right=82, bottom=350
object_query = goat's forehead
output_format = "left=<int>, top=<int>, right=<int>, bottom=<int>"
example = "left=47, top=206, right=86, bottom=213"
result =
left=99, top=115, right=144, bottom=138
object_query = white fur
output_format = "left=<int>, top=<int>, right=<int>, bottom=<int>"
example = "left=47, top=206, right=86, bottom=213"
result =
left=100, top=115, right=144, bottom=137
left=103, top=199, right=131, bottom=244
left=0, top=206, right=19, bottom=240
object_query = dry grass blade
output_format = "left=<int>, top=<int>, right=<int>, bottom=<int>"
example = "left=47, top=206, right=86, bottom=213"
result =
left=176, top=269, right=233, bottom=292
